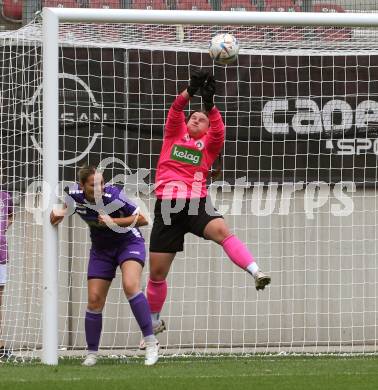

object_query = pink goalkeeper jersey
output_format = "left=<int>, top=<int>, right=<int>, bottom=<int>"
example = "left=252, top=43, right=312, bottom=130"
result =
left=155, top=94, right=225, bottom=199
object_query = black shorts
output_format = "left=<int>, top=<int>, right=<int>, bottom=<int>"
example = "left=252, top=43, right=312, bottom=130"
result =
left=149, top=197, right=223, bottom=253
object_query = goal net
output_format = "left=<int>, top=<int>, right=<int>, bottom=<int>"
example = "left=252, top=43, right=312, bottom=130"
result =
left=1, top=10, right=378, bottom=361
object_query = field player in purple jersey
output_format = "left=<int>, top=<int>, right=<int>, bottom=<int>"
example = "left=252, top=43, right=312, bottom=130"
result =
left=0, top=189, right=13, bottom=359
left=50, top=165, right=159, bottom=366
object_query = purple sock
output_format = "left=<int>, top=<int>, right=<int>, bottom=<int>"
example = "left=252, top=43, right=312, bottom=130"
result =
left=128, top=292, right=153, bottom=337
left=85, top=310, right=102, bottom=352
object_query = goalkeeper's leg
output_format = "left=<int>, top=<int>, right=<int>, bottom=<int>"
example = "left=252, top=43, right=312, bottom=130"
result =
left=147, top=252, right=175, bottom=323
left=139, top=253, right=173, bottom=350
left=203, top=219, right=271, bottom=291
left=147, top=253, right=175, bottom=331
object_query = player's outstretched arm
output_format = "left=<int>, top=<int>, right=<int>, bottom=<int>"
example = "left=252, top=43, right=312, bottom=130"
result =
left=200, top=74, right=216, bottom=112
left=165, top=69, right=209, bottom=138
left=201, top=75, right=225, bottom=154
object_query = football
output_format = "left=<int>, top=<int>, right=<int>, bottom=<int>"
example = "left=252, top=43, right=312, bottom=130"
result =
left=209, top=33, right=239, bottom=65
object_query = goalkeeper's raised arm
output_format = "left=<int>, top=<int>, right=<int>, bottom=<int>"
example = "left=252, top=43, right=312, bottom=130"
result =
left=164, top=69, right=209, bottom=139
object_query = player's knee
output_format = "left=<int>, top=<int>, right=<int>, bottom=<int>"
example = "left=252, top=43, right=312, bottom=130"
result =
left=218, top=227, right=230, bottom=241
left=123, top=279, right=140, bottom=297
left=149, top=266, right=168, bottom=281
left=87, top=293, right=105, bottom=311
left=148, top=253, right=173, bottom=281
left=211, top=226, right=231, bottom=244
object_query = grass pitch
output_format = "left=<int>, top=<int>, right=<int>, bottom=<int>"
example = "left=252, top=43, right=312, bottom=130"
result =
left=1, top=355, right=377, bottom=390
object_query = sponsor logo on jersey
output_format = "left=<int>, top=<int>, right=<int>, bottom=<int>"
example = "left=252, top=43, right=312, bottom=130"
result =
left=170, top=145, right=202, bottom=166
left=183, top=134, right=191, bottom=142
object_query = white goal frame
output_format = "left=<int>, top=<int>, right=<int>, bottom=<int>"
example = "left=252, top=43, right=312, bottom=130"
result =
left=42, top=7, right=378, bottom=365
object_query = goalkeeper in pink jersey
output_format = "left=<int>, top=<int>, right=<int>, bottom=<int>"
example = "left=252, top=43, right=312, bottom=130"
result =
left=146, top=69, right=271, bottom=339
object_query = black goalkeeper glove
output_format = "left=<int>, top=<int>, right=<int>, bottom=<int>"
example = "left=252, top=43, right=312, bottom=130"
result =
left=200, top=75, right=216, bottom=112
left=187, top=69, right=209, bottom=97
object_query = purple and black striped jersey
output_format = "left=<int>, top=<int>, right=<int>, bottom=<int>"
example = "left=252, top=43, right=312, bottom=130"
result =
left=66, top=184, right=143, bottom=246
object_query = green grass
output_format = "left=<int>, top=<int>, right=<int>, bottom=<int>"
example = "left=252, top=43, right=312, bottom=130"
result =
left=1, top=356, right=377, bottom=390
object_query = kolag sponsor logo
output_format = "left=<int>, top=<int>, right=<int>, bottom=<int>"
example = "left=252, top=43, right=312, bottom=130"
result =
left=171, top=145, right=202, bottom=166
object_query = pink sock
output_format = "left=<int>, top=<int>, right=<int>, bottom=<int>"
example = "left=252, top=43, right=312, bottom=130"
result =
left=221, top=235, right=256, bottom=270
left=147, top=278, right=167, bottom=313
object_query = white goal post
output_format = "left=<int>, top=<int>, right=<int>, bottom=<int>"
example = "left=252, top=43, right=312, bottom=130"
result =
left=36, top=8, right=378, bottom=364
